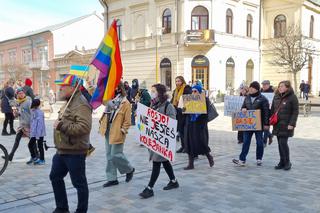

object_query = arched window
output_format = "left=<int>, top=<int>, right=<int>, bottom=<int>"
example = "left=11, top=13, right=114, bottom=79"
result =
left=226, top=57, right=235, bottom=90
left=310, top=15, right=314, bottom=38
left=162, top=9, right=172, bottom=34
left=116, top=19, right=122, bottom=40
left=226, top=9, right=233, bottom=34
left=191, top=6, right=209, bottom=30
left=247, top=14, right=253, bottom=37
left=246, top=60, right=254, bottom=84
left=274, top=15, right=286, bottom=38
left=160, top=58, right=172, bottom=90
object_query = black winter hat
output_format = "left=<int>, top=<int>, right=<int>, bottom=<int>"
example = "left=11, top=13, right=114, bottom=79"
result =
left=31, top=99, right=41, bottom=109
left=249, top=81, right=260, bottom=91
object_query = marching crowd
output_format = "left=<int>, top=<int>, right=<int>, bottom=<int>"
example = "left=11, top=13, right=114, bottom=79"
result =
left=0, top=75, right=299, bottom=213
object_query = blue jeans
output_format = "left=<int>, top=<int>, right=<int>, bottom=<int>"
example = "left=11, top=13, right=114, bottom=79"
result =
left=239, top=131, right=264, bottom=162
left=263, top=130, right=271, bottom=144
left=50, top=154, right=88, bottom=213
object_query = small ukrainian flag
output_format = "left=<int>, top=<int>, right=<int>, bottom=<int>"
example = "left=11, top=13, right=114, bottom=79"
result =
left=69, top=65, right=89, bottom=77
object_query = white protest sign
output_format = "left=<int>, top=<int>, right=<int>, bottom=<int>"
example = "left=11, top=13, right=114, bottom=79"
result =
left=136, top=103, right=177, bottom=162
left=224, top=95, right=245, bottom=117
left=261, top=93, right=275, bottom=108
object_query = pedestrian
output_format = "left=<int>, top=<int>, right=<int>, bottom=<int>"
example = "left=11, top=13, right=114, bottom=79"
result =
left=261, top=80, right=274, bottom=146
left=237, top=85, right=249, bottom=144
left=135, top=81, right=151, bottom=107
left=303, top=81, right=310, bottom=101
left=50, top=74, right=92, bottom=213
left=271, top=81, right=298, bottom=171
left=100, top=81, right=135, bottom=188
left=130, top=79, right=139, bottom=125
left=49, top=89, right=56, bottom=113
left=6, top=88, right=32, bottom=161
left=26, top=98, right=46, bottom=165
left=183, top=85, right=214, bottom=170
left=1, top=79, right=16, bottom=136
left=232, top=81, right=270, bottom=166
left=299, top=80, right=305, bottom=99
left=139, top=83, right=179, bottom=199
left=171, top=76, right=192, bottom=153
left=23, top=78, right=35, bottom=100
left=124, top=81, right=132, bottom=102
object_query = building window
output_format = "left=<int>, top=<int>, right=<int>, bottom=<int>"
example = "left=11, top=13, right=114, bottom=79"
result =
left=0, top=54, right=3, bottom=67
left=8, top=50, right=17, bottom=65
left=226, top=9, right=233, bottom=34
left=160, top=58, right=172, bottom=90
left=310, top=15, right=314, bottom=38
left=246, top=59, right=254, bottom=84
left=22, top=49, right=32, bottom=64
left=191, top=55, right=209, bottom=90
left=191, top=6, right=209, bottom=30
left=247, top=14, right=253, bottom=37
left=116, top=19, right=122, bottom=40
left=162, top=9, right=172, bottom=34
left=274, top=15, right=286, bottom=38
left=226, top=57, right=235, bottom=90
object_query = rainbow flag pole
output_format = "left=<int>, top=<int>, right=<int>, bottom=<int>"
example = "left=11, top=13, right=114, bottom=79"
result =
left=90, top=19, right=123, bottom=109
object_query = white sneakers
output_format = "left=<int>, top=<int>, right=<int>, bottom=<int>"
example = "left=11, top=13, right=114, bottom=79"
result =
left=232, top=159, right=263, bottom=166
left=257, top=160, right=262, bottom=166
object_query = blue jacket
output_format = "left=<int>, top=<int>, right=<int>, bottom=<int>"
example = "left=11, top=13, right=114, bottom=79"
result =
left=30, top=108, right=46, bottom=138
left=1, top=87, right=15, bottom=113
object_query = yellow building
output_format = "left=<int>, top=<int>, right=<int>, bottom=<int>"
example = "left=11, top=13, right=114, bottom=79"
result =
left=261, top=0, right=320, bottom=95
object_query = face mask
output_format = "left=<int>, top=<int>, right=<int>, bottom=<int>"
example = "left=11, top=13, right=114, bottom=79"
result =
left=151, top=92, right=158, bottom=99
left=132, top=82, right=136, bottom=86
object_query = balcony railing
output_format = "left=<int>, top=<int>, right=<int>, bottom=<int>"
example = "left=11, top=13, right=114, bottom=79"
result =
left=29, top=60, right=49, bottom=70
left=185, top=29, right=215, bottom=46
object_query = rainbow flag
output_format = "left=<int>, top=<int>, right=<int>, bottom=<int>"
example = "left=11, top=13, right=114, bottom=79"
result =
left=69, top=65, right=89, bottom=77
left=90, top=20, right=123, bottom=109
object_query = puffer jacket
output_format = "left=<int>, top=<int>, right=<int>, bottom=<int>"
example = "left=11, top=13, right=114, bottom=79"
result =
left=1, top=86, right=15, bottom=113
left=271, top=89, right=298, bottom=137
left=242, top=92, right=270, bottom=126
left=54, top=91, right=92, bottom=155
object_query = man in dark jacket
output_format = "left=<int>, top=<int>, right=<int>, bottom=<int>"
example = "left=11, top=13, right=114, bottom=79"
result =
left=1, top=80, right=16, bottom=135
left=233, top=81, right=270, bottom=166
left=299, top=80, right=305, bottom=98
left=23, top=78, right=35, bottom=100
left=130, top=79, right=139, bottom=125
left=51, top=74, right=92, bottom=213
left=124, top=81, right=132, bottom=102
left=303, top=81, right=310, bottom=101
left=260, top=80, right=274, bottom=146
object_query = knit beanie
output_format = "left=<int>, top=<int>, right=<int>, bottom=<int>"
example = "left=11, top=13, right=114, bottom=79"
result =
left=25, top=78, right=32, bottom=87
left=249, top=81, right=260, bottom=91
left=192, top=85, right=202, bottom=94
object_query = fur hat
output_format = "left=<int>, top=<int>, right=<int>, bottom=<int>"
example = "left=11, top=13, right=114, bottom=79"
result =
left=140, top=81, right=147, bottom=90
left=249, top=81, right=260, bottom=91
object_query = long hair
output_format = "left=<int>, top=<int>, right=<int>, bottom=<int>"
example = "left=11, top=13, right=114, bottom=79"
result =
left=152, top=83, right=168, bottom=103
left=175, top=76, right=186, bottom=85
left=276, top=80, right=293, bottom=95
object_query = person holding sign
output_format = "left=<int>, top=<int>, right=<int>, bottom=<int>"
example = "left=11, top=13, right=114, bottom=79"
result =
left=271, top=81, right=298, bottom=171
left=183, top=85, right=214, bottom=170
left=232, top=81, right=269, bottom=167
left=100, top=82, right=135, bottom=188
left=139, top=84, right=179, bottom=199
left=171, top=76, right=192, bottom=153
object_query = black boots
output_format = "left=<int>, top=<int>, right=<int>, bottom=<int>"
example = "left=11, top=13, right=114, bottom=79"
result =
left=275, top=162, right=292, bottom=170
left=2, top=130, right=10, bottom=136
left=184, top=155, right=194, bottom=170
left=206, top=153, right=214, bottom=167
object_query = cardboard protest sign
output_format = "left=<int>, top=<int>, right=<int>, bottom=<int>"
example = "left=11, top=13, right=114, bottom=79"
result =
left=261, top=93, right=274, bottom=108
left=224, top=96, right=245, bottom=117
left=136, top=103, right=177, bottom=162
left=232, top=110, right=262, bottom=131
left=182, top=93, right=207, bottom=114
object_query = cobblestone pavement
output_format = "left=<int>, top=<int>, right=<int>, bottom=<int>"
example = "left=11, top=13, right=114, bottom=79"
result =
left=0, top=106, right=319, bottom=213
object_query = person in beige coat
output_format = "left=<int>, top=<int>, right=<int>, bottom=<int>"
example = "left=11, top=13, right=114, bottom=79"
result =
left=99, top=82, right=135, bottom=187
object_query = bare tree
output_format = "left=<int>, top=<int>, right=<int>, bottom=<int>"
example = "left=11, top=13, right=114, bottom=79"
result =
left=268, top=25, right=316, bottom=92
left=2, top=63, right=30, bottom=81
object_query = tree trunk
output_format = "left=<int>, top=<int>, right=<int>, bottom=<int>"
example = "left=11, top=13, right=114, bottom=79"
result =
left=293, top=72, right=298, bottom=93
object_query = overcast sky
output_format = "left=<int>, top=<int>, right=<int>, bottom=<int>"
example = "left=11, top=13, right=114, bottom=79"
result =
left=0, top=0, right=103, bottom=41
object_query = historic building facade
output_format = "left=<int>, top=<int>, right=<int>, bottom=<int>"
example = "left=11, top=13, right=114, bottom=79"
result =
left=100, top=0, right=260, bottom=93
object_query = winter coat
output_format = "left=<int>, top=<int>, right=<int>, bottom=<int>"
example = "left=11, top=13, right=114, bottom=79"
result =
left=107, top=97, right=131, bottom=145
left=125, top=86, right=132, bottom=102
left=17, top=97, right=32, bottom=128
left=23, top=85, right=35, bottom=100
left=271, top=89, right=299, bottom=137
left=261, top=86, right=274, bottom=93
left=299, top=83, right=305, bottom=91
left=130, top=79, right=139, bottom=103
left=30, top=108, right=46, bottom=139
left=1, top=86, right=15, bottom=113
left=54, top=91, right=92, bottom=155
left=242, top=93, right=270, bottom=126
left=139, top=89, right=151, bottom=107
left=303, top=84, right=310, bottom=93
left=149, top=101, right=176, bottom=162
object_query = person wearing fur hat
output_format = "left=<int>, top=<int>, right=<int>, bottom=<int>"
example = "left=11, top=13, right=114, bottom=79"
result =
left=135, top=81, right=151, bottom=107
left=23, top=78, right=35, bottom=100
left=5, top=88, right=32, bottom=161
left=26, top=99, right=46, bottom=165
left=232, top=81, right=270, bottom=167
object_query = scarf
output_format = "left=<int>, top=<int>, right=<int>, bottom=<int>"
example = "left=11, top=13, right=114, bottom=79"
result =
left=150, top=97, right=160, bottom=109
left=173, top=84, right=186, bottom=107
left=17, top=97, right=27, bottom=104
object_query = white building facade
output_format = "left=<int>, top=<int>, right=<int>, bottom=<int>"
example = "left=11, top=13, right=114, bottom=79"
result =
left=102, top=0, right=260, bottom=93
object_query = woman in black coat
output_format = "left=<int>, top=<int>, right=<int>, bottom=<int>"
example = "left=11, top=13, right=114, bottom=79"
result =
left=183, top=85, right=214, bottom=170
left=1, top=80, right=16, bottom=135
left=271, top=81, right=298, bottom=170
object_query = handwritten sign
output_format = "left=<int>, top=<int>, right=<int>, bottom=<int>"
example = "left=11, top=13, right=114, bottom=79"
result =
left=136, top=103, right=177, bottom=162
left=232, top=110, right=262, bottom=131
left=261, top=93, right=274, bottom=108
left=182, top=93, right=207, bottom=114
left=224, top=96, right=245, bottom=117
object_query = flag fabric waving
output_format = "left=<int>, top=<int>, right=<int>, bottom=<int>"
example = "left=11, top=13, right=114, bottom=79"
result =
left=90, top=20, right=123, bottom=109
left=69, top=65, right=89, bottom=77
